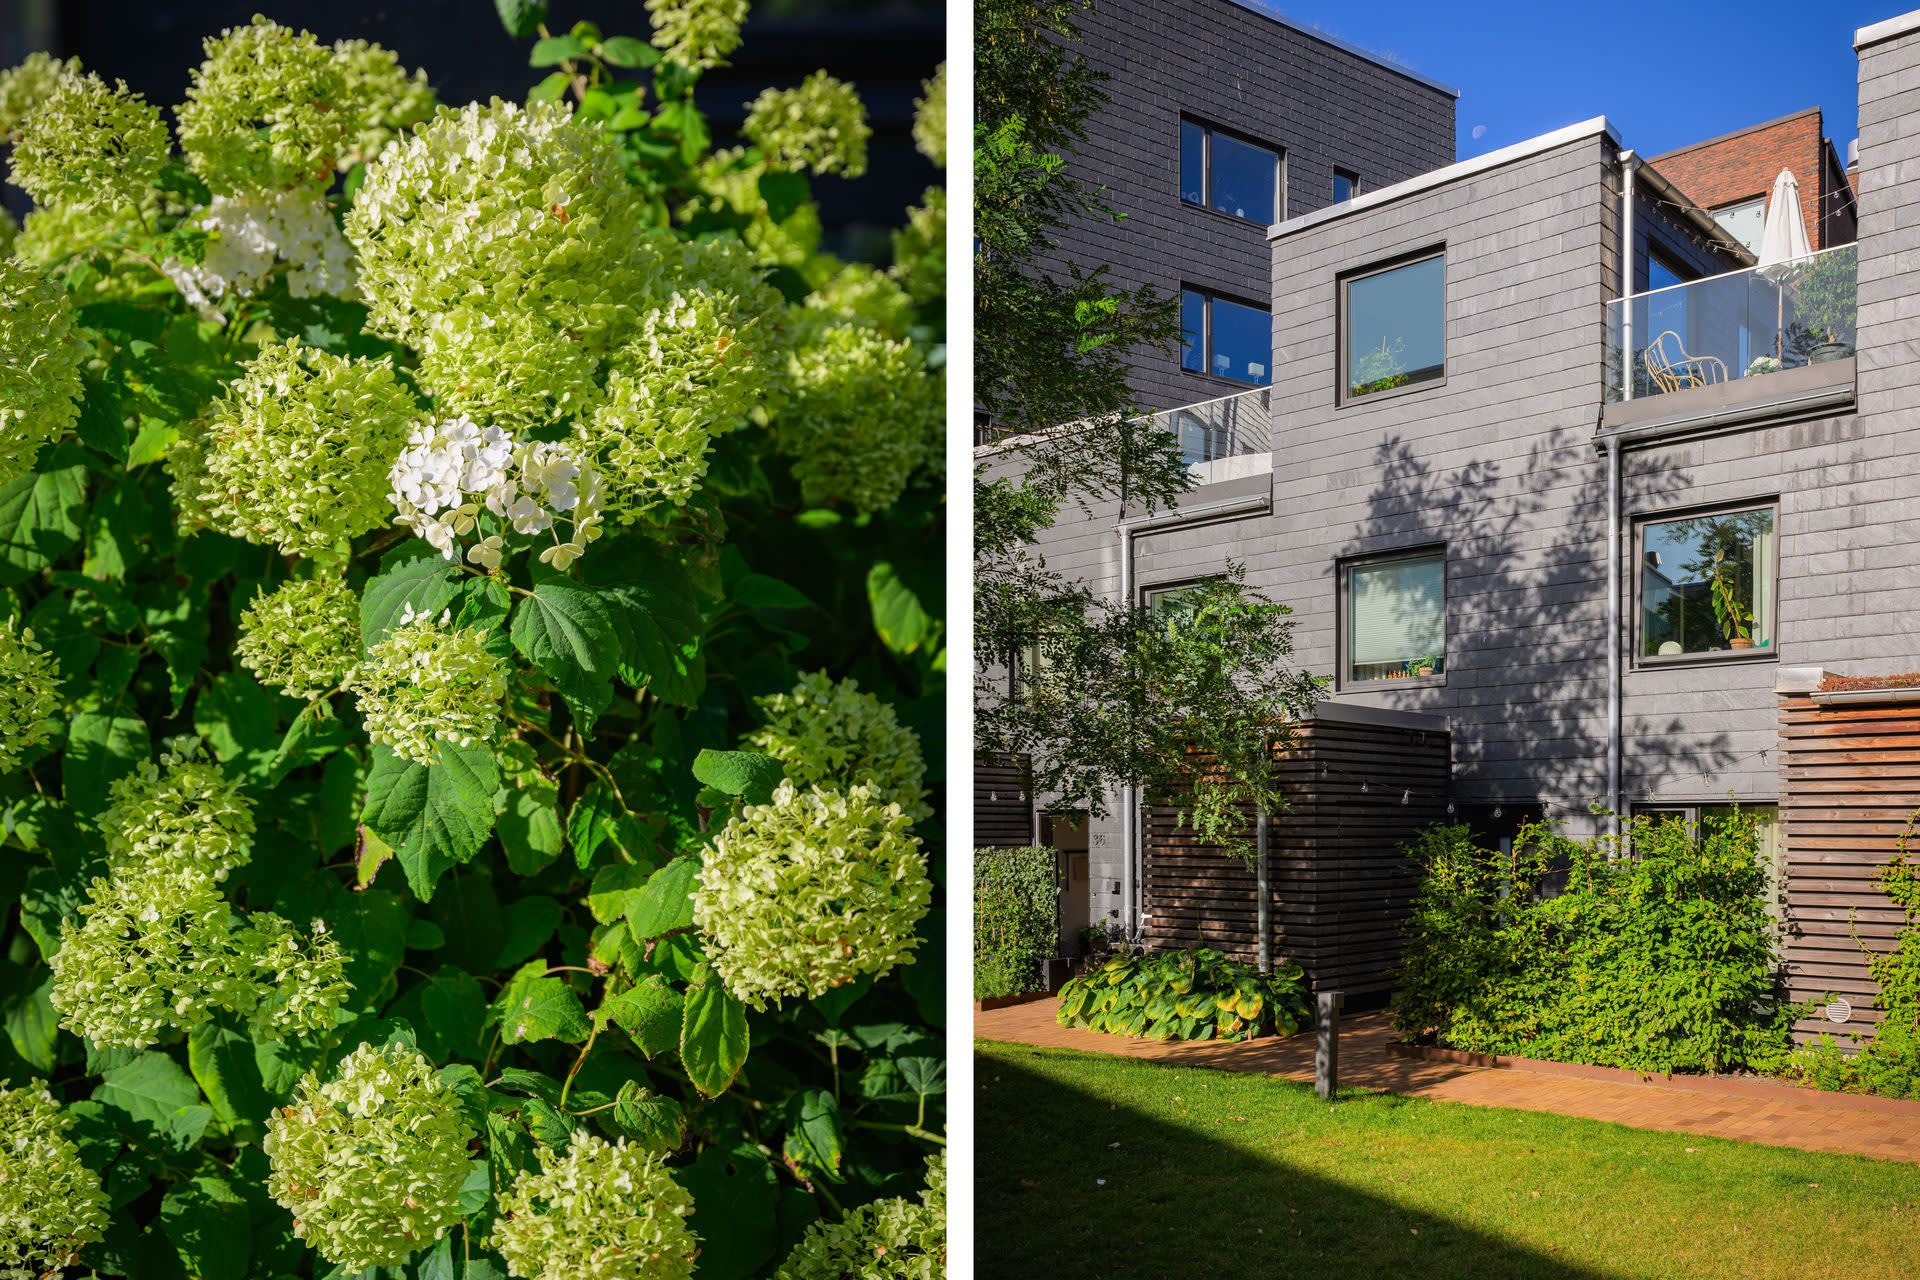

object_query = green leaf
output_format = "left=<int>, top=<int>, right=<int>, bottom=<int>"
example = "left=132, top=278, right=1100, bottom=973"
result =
left=597, top=35, right=659, bottom=67
left=597, top=975, right=682, bottom=1058
left=625, top=856, right=698, bottom=944
left=94, top=1052, right=212, bottom=1150
left=584, top=540, right=705, bottom=705
left=528, top=70, right=572, bottom=102
left=3, top=980, right=57, bottom=1073
left=499, top=784, right=564, bottom=875
left=511, top=578, right=621, bottom=732
left=493, top=960, right=591, bottom=1045
left=588, top=863, right=651, bottom=924
left=360, top=743, right=500, bottom=901
left=781, top=1088, right=844, bottom=1181
left=867, top=561, right=937, bottom=655
left=494, top=0, right=547, bottom=37
left=188, top=1021, right=271, bottom=1131
left=529, top=33, right=586, bottom=65
left=265, top=704, right=351, bottom=783
left=691, top=749, right=783, bottom=805
left=758, top=170, right=812, bottom=224
left=497, top=895, right=562, bottom=970
left=0, top=462, right=85, bottom=583
left=360, top=546, right=461, bottom=649
left=610, top=1081, right=685, bottom=1151
left=680, top=964, right=749, bottom=1098
left=681, top=1143, right=778, bottom=1279
left=62, top=709, right=148, bottom=817
left=159, top=1175, right=249, bottom=1280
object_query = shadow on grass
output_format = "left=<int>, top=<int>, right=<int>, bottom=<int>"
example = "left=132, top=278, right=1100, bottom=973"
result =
left=977, top=1044, right=1618, bottom=1280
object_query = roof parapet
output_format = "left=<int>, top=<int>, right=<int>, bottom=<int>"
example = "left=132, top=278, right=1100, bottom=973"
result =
left=1857, top=9, right=1920, bottom=48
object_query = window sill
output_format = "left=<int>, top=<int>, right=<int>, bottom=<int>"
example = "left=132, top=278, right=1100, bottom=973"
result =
left=1338, top=374, right=1447, bottom=409
left=1630, top=649, right=1779, bottom=673
left=1178, top=197, right=1278, bottom=230
left=1180, top=367, right=1271, bottom=393
left=1343, top=674, right=1447, bottom=692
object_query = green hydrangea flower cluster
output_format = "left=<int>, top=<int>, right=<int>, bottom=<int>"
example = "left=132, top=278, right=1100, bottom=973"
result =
left=891, top=187, right=946, bottom=305
left=810, top=263, right=916, bottom=339
left=332, top=38, right=438, bottom=169
left=0, top=1080, right=109, bottom=1278
left=493, top=1135, right=700, bottom=1280
left=100, top=744, right=256, bottom=881
left=775, top=1153, right=945, bottom=1279
left=416, top=305, right=605, bottom=432
left=914, top=63, right=946, bottom=169
left=743, top=71, right=871, bottom=178
left=232, top=914, right=351, bottom=1038
left=7, top=70, right=170, bottom=214
left=0, top=256, right=87, bottom=485
left=647, top=0, right=749, bottom=73
left=264, top=1041, right=477, bottom=1271
left=237, top=575, right=363, bottom=700
left=172, top=339, right=419, bottom=558
left=0, top=51, right=77, bottom=135
left=177, top=16, right=349, bottom=194
left=774, top=316, right=942, bottom=513
left=0, top=621, right=61, bottom=773
left=682, top=147, right=824, bottom=270
left=693, top=781, right=931, bottom=1009
left=748, top=672, right=931, bottom=820
left=348, top=606, right=507, bottom=765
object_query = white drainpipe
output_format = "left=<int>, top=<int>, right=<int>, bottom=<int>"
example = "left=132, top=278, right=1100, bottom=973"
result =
left=1608, top=151, right=1638, bottom=830
left=1114, top=490, right=1273, bottom=942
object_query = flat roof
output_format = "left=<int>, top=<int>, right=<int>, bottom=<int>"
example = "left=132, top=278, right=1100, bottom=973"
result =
left=1857, top=8, right=1920, bottom=48
left=1269, top=116, right=1618, bottom=241
left=1227, top=0, right=1461, bottom=98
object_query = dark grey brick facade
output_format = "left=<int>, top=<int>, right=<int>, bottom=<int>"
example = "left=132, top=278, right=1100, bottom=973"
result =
left=1039, top=0, right=1456, bottom=412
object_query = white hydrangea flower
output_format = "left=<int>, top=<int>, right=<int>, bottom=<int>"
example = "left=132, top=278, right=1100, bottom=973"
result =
left=161, top=189, right=358, bottom=321
left=347, top=606, right=507, bottom=764
left=389, top=418, right=604, bottom=570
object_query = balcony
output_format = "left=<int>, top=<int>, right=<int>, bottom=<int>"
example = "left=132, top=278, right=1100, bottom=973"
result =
left=1152, top=387, right=1271, bottom=483
left=1603, top=245, right=1856, bottom=416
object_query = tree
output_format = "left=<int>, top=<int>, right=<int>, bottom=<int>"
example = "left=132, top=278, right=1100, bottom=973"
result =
left=973, top=0, right=1322, bottom=868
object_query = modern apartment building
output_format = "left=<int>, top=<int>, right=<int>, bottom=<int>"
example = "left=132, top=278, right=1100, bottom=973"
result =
left=1032, top=0, right=1457, bottom=414
left=991, top=6, right=1920, bottom=1026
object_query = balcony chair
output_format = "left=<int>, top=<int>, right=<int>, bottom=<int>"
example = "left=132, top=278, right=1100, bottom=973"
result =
left=1642, top=330, right=1728, bottom=394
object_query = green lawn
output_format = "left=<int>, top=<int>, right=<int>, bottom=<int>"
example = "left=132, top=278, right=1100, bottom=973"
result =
left=976, top=1040, right=1920, bottom=1280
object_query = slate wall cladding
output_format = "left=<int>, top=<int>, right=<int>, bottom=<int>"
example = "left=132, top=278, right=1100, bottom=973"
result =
left=1035, top=0, right=1456, bottom=414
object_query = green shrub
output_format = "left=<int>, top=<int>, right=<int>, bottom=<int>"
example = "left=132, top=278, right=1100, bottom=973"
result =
left=974, top=846, right=1060, bottom=999
left=1787, top=822, right=1920, bottom=1098
left=1392, top=813, right=1796, bottom=1073
left=1056, top=947, right=1310, bottom=1042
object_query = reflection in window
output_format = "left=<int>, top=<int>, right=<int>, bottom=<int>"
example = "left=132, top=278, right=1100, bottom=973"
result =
left=1180, top=289, right=1270, bottom=386
left=1344, top=550, right=1445, bottom=684
left=1333, top=168, right=1358, bottom=203
left=1147, top=583, right=1207, bottom=634
left=1638, top=506, right=1776, bottom=659
left=1178, top=118, right=1280, bottom=224
left=1342, top=253, right=1445, bottom=399
left=1712, top=195, right=1767, bottom=256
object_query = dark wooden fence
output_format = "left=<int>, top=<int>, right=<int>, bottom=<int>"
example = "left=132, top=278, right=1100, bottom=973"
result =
left=1141, top=706, right=1450, bottom=1002
left=1778, top=683, right=1920, bottom=1046
left=974, top=753, right=1036, bottom=849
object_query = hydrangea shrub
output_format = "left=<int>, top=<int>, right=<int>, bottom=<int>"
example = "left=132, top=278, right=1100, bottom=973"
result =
left=0, top=9, right=944, bottom=1278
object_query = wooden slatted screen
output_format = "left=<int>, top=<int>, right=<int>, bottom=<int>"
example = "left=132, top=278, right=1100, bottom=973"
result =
left=973, top=753, right=1036, bottom=849
left=1778, top=691, right=1920, bottom=1046
left=1141, top=715, right=1450, bottom=1001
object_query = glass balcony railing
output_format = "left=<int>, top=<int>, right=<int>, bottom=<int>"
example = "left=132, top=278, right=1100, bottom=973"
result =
left=1603, top=243, right=1856, bottom=403
left=1148, top=387, right=1271, bottom=467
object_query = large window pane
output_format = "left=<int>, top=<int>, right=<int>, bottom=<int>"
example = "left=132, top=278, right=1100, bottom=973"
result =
left=1346, top=552, right=1445, bottom=683
left=1208, top=296, right=1270, bottom=385
left=1712, top=196, right=1766, bottom=256
left=1209, top=132, right=1277, bottom=223
left=1180, top=290, right=1205, bottom=373
left=1638, top=507, right=1776, bottom=658
left=1344, top=254, right=1445, bottom=399
left=1179, top=119, right=1205, bottom=206
left=1333, top=168, right=1357, bottom=203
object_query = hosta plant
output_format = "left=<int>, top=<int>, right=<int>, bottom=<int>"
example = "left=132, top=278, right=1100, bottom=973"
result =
left=1055, top=947, right=1311, bottom=1042
left=0, top=6, right=946, bottom=1278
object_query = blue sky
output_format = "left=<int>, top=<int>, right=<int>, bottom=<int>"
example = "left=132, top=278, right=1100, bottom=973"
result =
left=1256, top=1, right=1894, bottom=161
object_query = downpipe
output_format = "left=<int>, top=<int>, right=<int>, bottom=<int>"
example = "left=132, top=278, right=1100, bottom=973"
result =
left=1607, top=149, right=1637, bottom=833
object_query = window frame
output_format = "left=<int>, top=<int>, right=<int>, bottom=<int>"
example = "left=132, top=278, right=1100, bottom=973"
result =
left=1337, top=247, right=1448, bottom=407
left=1630, top=498, right=1780, bottom=669
left=1709, top=194, right=1768, bottom=256
left=1180, top=286, right=1272, bottom=387
left=1332, top=166, right=1360, bottom=204
left=1178, top=115, right=1285, bottom=225
left=1336, top=544, right=1448, bottom=691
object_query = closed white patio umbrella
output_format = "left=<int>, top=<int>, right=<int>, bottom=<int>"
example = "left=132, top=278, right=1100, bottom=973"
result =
left=1756, top=168, right=1812, bottom=360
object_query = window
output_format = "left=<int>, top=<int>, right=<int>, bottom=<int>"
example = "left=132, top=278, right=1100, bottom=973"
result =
left=1636, top=504, right=1776, bottom=661
left=1340, top=251, right=1445, bottom=401
left=1181, top=288, right=1270, bottom=385
left=1630, top=804, right=1781, bottom=913
left=1145, top=582, right=1208, bottom=634
left=1332, top=168, right=1358, bottom=203
left=1341, top=549, right=1445, bottom=686
left=1179, top=118, right=1281, bottom=224
left=1711, top=195, right=1767, bottom=255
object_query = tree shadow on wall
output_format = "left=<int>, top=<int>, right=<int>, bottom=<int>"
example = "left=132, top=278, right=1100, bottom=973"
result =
left=1349, top=430, right=1737, bottom=817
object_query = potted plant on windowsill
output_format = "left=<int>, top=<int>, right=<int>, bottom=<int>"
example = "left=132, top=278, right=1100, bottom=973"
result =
left=1709, top=549, right=1755, bottom=651
left=1407, top=654, right=1438, bottom=678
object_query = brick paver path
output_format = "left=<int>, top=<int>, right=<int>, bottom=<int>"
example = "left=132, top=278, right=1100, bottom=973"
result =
left=977, top=997, right=1920, bottom=1163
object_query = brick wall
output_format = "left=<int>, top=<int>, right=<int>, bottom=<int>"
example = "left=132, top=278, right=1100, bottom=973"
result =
left=1649, top=109, right=1858, bottom=250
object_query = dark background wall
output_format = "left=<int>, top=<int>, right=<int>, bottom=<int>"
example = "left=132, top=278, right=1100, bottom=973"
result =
left=2, top=0, right=943, bottom=259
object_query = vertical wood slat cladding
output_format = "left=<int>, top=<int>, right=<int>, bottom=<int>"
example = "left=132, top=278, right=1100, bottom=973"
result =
left=1141, top=718, right=1451, bottom=1000
left=1778, top=692, right=1920, bottom=1046
left=974, top=753, right=1036, bottom=849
